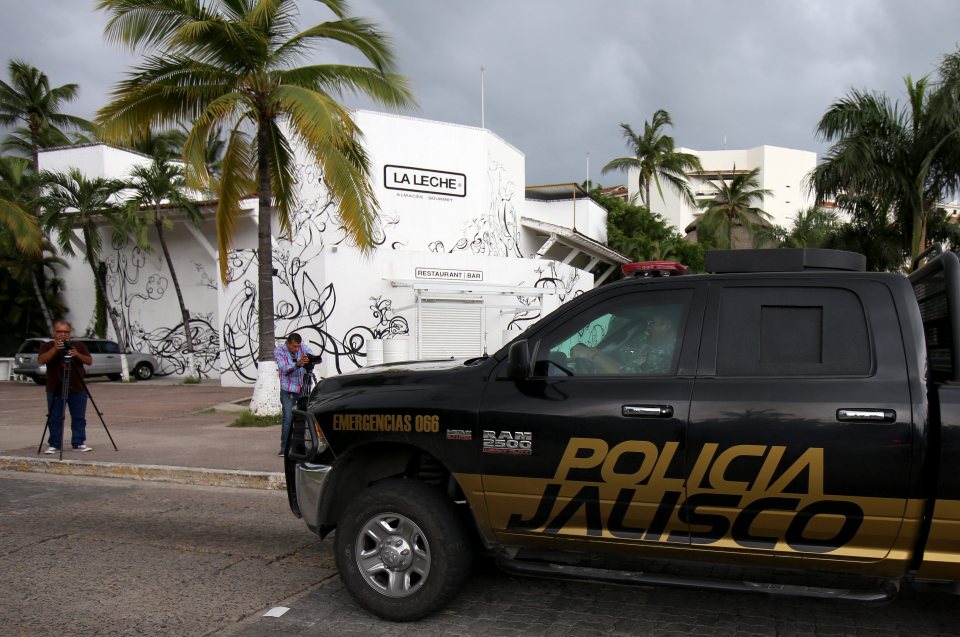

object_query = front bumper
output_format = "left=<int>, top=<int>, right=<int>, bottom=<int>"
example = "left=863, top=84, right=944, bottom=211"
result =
left=295, top=462, right=333, bottom=533
left=13, top=364, right=44, bottom=376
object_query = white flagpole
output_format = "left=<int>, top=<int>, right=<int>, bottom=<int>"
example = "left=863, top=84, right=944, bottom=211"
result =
left=480, top=65, right=485, bottom=129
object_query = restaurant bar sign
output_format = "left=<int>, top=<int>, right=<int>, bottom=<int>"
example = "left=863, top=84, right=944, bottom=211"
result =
left=415, top=267, right=483, bottom=282
left=385, top=165, right=467, bottom=198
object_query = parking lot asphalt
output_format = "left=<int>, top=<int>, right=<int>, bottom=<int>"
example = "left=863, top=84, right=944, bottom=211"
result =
left=0, top=377, right=286, bottom=486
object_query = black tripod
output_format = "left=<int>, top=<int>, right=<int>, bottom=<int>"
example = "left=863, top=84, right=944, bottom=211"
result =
left=297, top=367, right=318, bottom=405
left=36, top=349, right=118, bottom=460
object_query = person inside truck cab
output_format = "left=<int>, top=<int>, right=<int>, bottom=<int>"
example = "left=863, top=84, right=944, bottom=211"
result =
left=570, top=315, right=677, bottom=375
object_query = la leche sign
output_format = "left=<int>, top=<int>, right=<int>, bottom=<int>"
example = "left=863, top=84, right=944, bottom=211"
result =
left=385, top=165, right=467, bottom=198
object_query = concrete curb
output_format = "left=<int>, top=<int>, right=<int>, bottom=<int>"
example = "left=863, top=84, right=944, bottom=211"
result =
left=0, top=456, right=286, bottom=490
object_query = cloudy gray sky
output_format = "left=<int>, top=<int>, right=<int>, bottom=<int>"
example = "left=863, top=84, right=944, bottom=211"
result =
left=2, top=0, right=960, bottom=185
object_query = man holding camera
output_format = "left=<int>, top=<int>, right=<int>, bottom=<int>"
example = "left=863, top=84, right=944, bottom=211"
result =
left=37, top=321, right=94, bottom=453
left=274, top=332, right=316, bottom=456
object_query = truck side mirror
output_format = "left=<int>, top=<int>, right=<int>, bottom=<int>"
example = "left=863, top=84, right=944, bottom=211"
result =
left=506, top=340, right=532, bottom=381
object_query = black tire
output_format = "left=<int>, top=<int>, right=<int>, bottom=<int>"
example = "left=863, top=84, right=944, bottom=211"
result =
left=31, top=376, right=44, bottom=385
left=335, top=479, right=473, bottom=621
left=107, top=373, right=122, bottom=381
left=133, top=363, right=153, bottom=380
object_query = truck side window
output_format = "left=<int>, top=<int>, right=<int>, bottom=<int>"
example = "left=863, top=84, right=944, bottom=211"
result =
left=717, top=287, right=871, bottom=376
left=535, top=290, right=692, bottom=376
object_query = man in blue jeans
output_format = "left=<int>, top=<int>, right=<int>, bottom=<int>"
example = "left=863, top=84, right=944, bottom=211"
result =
left=274, top=332, right=315, bottom=456
left=38, top=321, right=94, bottom=453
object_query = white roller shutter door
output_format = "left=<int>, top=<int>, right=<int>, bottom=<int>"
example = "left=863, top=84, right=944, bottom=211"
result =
left=418, top=297, right=484, bottom=359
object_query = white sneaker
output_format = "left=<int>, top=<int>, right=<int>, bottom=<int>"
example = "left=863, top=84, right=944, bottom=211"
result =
left=43, top=447, right=59, bottom=454
left=73, top=444, right=93, bottom=452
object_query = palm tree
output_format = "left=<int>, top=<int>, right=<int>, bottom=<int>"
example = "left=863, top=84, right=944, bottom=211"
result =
left=697, top=167, right=773, bottom=249
left=782, top=206, right=841, bottom=248
left=0, top=231, right=67, bottom=335
left=127, top=155, right=203, bottom=377
left=129, top=125, right=228, bottom=189
left=41, top=168, right=134, bottom=351
left=810, top=75, right=960, bottom=263
left=0, top=60, right=91, bottom=326
left=602, top=110, right=703, bottom=209
left=0, top=155, right=50, bottom=326
left=96, top=0, right=415, bottom=409
left=2, top=125, right=94, bottom=159
left=128, top=128, right=185, bottom=161
left=823, top=195, right=904, bottom=272
left=0, top=60, right=92, bottom=176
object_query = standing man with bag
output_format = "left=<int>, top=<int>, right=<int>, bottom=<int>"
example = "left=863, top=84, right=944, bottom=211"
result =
left=274, top=332, right=315, bottom=456
left=37, top=321, right=94, bottom=453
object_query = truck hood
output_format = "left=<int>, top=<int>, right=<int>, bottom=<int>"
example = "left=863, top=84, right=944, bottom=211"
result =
left=338, top=358, right=471, bottom=376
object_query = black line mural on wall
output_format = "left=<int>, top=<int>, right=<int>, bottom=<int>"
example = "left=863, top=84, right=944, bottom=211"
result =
left=220, top=160, right=408, bottom=382
left=507, top=262, right=583, bottom=332
left=427, top=157, right=522, bottom=257
left=105, top=235, right=221, bottom=377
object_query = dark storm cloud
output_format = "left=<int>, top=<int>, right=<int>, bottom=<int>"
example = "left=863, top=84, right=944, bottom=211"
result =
left=3, top=1, right=960, bottom=185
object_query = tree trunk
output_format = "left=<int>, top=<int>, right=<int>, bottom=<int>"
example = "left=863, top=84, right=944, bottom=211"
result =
left=645, top=180, right=651, bottom=209
left=31, top=270, right=54, bottom=332
left=156, top=213, right=196, bottom=377
left=911, top=204, right=927, bottom=268
left=256, top=125, right=275, bottom=363
left=249, top=119, right=282, bottom=416
left=30, top=122, right=40, bottom=179
left=83, top=229, right=125, bottom=351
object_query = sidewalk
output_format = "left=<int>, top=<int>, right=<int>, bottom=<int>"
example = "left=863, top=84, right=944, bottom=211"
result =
left=0, top=378, right=288, bottom=489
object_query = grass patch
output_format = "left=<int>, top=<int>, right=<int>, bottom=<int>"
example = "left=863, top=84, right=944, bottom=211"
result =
left=230, top=410, right=281, bottom=428
left=182, top=376, right=201, bottom=385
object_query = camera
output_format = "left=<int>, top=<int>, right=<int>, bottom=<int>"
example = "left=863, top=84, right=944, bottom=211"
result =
left=303, top=354, right=322, bottom=372
left=61, top=338, right=75, bottom=351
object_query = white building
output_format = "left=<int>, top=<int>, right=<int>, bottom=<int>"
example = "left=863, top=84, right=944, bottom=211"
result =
left=40, top=111, right=628, bottom=386
left=629, top=145, right=817, bottom=233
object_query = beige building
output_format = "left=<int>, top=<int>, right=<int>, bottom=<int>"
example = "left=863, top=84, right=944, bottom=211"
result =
left=628, top=145, right=817, bottom=233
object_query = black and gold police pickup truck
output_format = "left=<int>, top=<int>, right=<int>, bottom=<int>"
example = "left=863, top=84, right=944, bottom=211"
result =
left=284, top=246, right=960, bottom=621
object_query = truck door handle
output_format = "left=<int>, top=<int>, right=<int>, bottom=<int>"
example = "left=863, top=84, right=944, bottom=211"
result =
left=836, top=408, right=896, bottom=423
left=623, top=405, right=673, bottom=418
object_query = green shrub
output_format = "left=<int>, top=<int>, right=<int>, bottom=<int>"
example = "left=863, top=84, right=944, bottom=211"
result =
left=230, top=411, right=281, bottom=428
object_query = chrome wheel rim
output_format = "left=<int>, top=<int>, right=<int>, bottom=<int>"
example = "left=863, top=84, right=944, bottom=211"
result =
left=355, top=512, right=431, bottom=598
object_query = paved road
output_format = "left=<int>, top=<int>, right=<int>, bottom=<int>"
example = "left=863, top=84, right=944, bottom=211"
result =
left=5, top=472, right=960, bottom=637
left=0, top=472, right=330, bottom=636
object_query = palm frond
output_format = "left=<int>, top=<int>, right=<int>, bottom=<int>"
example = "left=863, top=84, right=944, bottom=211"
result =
left=181, top=91, right=249, bottom=188
left=276, top=65, right=414, bottom=109
left=215, top=125, right=256, bottom=281
left=277, top=86, right=376, bottom=251
left=96, top=0, right=215, bottom=52
left=601, top=156, right=640, bottom=175
left=0, top=197, right=40, bottom=254
left=273, top=18, right=398, bottom=72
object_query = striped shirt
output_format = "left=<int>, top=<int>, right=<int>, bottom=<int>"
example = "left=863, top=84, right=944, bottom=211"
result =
left=274, top=342, right=314, bottom=394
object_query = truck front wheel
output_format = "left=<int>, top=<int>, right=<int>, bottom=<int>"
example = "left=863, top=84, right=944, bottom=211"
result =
left=335, top=479, right=473, bottom=621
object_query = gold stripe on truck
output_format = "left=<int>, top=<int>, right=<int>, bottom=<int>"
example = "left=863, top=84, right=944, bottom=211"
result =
left=917, top=499, right=960, bottom=580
